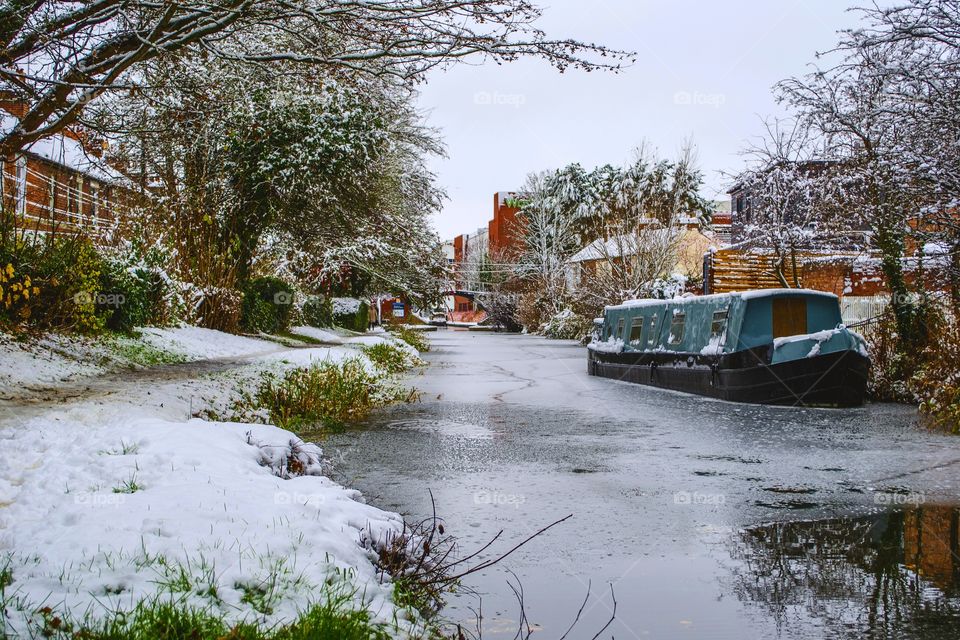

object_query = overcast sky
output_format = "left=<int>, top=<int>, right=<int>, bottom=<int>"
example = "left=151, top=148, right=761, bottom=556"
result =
left=417, top=0, right=869, bottom=240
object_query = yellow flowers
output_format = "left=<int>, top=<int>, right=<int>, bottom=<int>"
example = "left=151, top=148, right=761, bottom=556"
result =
left=0, top=262, right=39, bottom=315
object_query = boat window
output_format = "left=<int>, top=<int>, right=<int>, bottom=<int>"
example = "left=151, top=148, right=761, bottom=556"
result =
left=616, top=318, right=625, bottom=340
left=646, top=314, right=659, bottom=347
left=669, top=312, right=685, bottom=345
left=710, top=310, right=728, bottom=339
left=772, top=297, right=808, bottom=338
left=629, top=318, right=644, bottom=344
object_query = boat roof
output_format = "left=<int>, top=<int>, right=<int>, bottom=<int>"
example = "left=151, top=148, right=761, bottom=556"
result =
left=604, top=288, right=838, bottom=312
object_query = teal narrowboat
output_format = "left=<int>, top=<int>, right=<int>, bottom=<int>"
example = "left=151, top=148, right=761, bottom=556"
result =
left=587, top=289, right=870, bottom=406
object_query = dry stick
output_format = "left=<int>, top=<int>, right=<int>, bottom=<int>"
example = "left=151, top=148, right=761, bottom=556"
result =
left=589, top=584, right=617, bottom=640
left=558, top=579, right=592, bottom=640
left=410, top=488, right=440, bottom=578
left=442, top=529, right=506, bottom=571
left=506, top=569, right=532, bottom=640
left=441, top=513, right=575, bottom=584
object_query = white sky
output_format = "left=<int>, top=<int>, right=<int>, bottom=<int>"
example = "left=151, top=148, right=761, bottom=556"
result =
left=417, top=0, right=869, bottom=240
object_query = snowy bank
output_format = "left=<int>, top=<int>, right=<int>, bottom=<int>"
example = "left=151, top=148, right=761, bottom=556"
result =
left=0, top=416, right=409, bottom=632
left=0, top=324, right=429, bottom=634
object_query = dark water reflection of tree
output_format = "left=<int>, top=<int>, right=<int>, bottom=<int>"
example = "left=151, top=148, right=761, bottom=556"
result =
left=727, top=506, right=960, bottom=639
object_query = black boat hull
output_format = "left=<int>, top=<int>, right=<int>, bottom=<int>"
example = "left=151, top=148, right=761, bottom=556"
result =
left=587, top=348, right=870, bottom=407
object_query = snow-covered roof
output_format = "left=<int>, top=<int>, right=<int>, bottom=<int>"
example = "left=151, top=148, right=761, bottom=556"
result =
left=2, top=113, right=127, bottom=184
left=569, top=236, right=637, bottom=263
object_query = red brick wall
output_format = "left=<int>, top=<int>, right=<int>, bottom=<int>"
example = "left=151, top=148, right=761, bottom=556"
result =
left=1, top=154, right=126, bottom=240
left=488, top=192, right=521, bottom=256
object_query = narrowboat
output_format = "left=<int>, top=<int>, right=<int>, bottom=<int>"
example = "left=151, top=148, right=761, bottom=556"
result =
left=587, top=289, right=870, bottom=407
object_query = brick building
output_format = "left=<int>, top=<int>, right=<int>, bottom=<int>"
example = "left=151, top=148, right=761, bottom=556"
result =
left=0, top=102, right=134, bottom=241
left=445, top=191, right=525, bottom=322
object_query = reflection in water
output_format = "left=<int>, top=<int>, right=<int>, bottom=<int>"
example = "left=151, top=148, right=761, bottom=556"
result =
left=729, top=506, right=960, bottom=639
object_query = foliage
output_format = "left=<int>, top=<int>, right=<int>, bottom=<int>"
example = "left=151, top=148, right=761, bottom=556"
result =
left=196, top=287, right=243, bottom=335
left=21, top=590, right=391, bottom=640
left=98, top=260, right=170, bottom=334
left=389, top=325, right=431, bottom=352
left=240, top=277, right=296, bottom=334
left=541, top=308, right=592, bottom=341
left=0, top=232, right=103, bottom=333
left=512, top=142, right=709, bottom=328
left=302, top=296, right=334, bottom=328
left=914, top=318, right=960, bottom=434
left=863, top=301, right=960, bottom=432
left=244, top=358, right=413, bottom=432
left=360, top=342, right=424, bottom=374
left=479, top=288, right=523, bottom=332
left=1, top=0, right=629, bottom=158
left=332, top=298, right=369, bottom=333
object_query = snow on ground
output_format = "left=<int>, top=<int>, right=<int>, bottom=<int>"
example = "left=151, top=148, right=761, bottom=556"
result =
left=0, top=324, right=428, bottom=634
left=289, top=326, right=418, bottom=358
left=288, top=325, right=353, bottom=344
left=138, top=325, right=283, bottom=360
left=0, top=333, right=104, bottom=394
left=0, top=415, right=408, bottom=632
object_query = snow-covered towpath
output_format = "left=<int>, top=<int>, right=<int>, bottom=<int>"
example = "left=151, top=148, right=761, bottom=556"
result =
left=0, top=326, right=422, bottom=635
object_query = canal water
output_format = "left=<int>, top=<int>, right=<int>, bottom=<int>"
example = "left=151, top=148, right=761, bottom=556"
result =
left=325, top=329, right=960, bottom=639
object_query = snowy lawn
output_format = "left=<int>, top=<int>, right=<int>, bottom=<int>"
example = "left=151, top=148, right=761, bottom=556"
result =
left=0, top=325, right=429, bottom=636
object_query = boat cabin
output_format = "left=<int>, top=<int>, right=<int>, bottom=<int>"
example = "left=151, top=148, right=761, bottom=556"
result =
left=600, top=289, right=844, bottom=355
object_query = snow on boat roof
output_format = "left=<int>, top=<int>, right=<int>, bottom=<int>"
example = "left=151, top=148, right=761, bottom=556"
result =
left=739, top=288, right=837, bottom=300
left=604, top=288, right=837, bottom=312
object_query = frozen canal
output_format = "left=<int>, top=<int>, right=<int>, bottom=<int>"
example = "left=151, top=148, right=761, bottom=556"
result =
left=325, top=329, right=960, bottom=639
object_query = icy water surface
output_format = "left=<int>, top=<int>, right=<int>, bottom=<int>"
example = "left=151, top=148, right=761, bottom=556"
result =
left=325, top=330, right=960, bottom=639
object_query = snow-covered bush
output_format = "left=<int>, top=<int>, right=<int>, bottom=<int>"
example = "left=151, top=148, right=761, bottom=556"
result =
left=332, top=297, right=369, bottom=332
left=913, top=316, right=960, bottom=434
left=361, top=342, right=425, bottom=374
left=195, top=287, right=242, bottom=334
left=0, top=233, right=103, bottom=333
left=541, top=308, right=592, bottom=341
left=302, top=295, right=333, bottom=328
left=639, top=274, right=689, bottom=299
left=241, top=357, right=413, bottom=431
left=240, top=277, right=296, bottom=334
left=98, top=260, right=170, bottom=333
left=389, top=324, right=430, bottom=352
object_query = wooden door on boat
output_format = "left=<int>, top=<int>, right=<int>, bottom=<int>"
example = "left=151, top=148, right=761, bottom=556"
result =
left=772, top=297, right=808, bottom=338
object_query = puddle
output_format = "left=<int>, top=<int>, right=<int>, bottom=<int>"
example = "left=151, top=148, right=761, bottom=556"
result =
left=727, top=506, right=960, bottom=638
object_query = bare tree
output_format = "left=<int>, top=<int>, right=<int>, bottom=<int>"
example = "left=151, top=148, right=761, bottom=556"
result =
left=577, top=225, right=684, bottom=310
left=0, top=0, right=631, bottom=157
left=731, top=118, right=867, bottom=287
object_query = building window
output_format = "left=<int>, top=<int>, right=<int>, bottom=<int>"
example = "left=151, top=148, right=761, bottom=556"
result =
left=616, top=318, right=625, bottom=340
left=48, top=175, right=56, bottom=217
left=14, top=156, right=26, bottom=215
left=90, top=181, right=99, bottom=223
